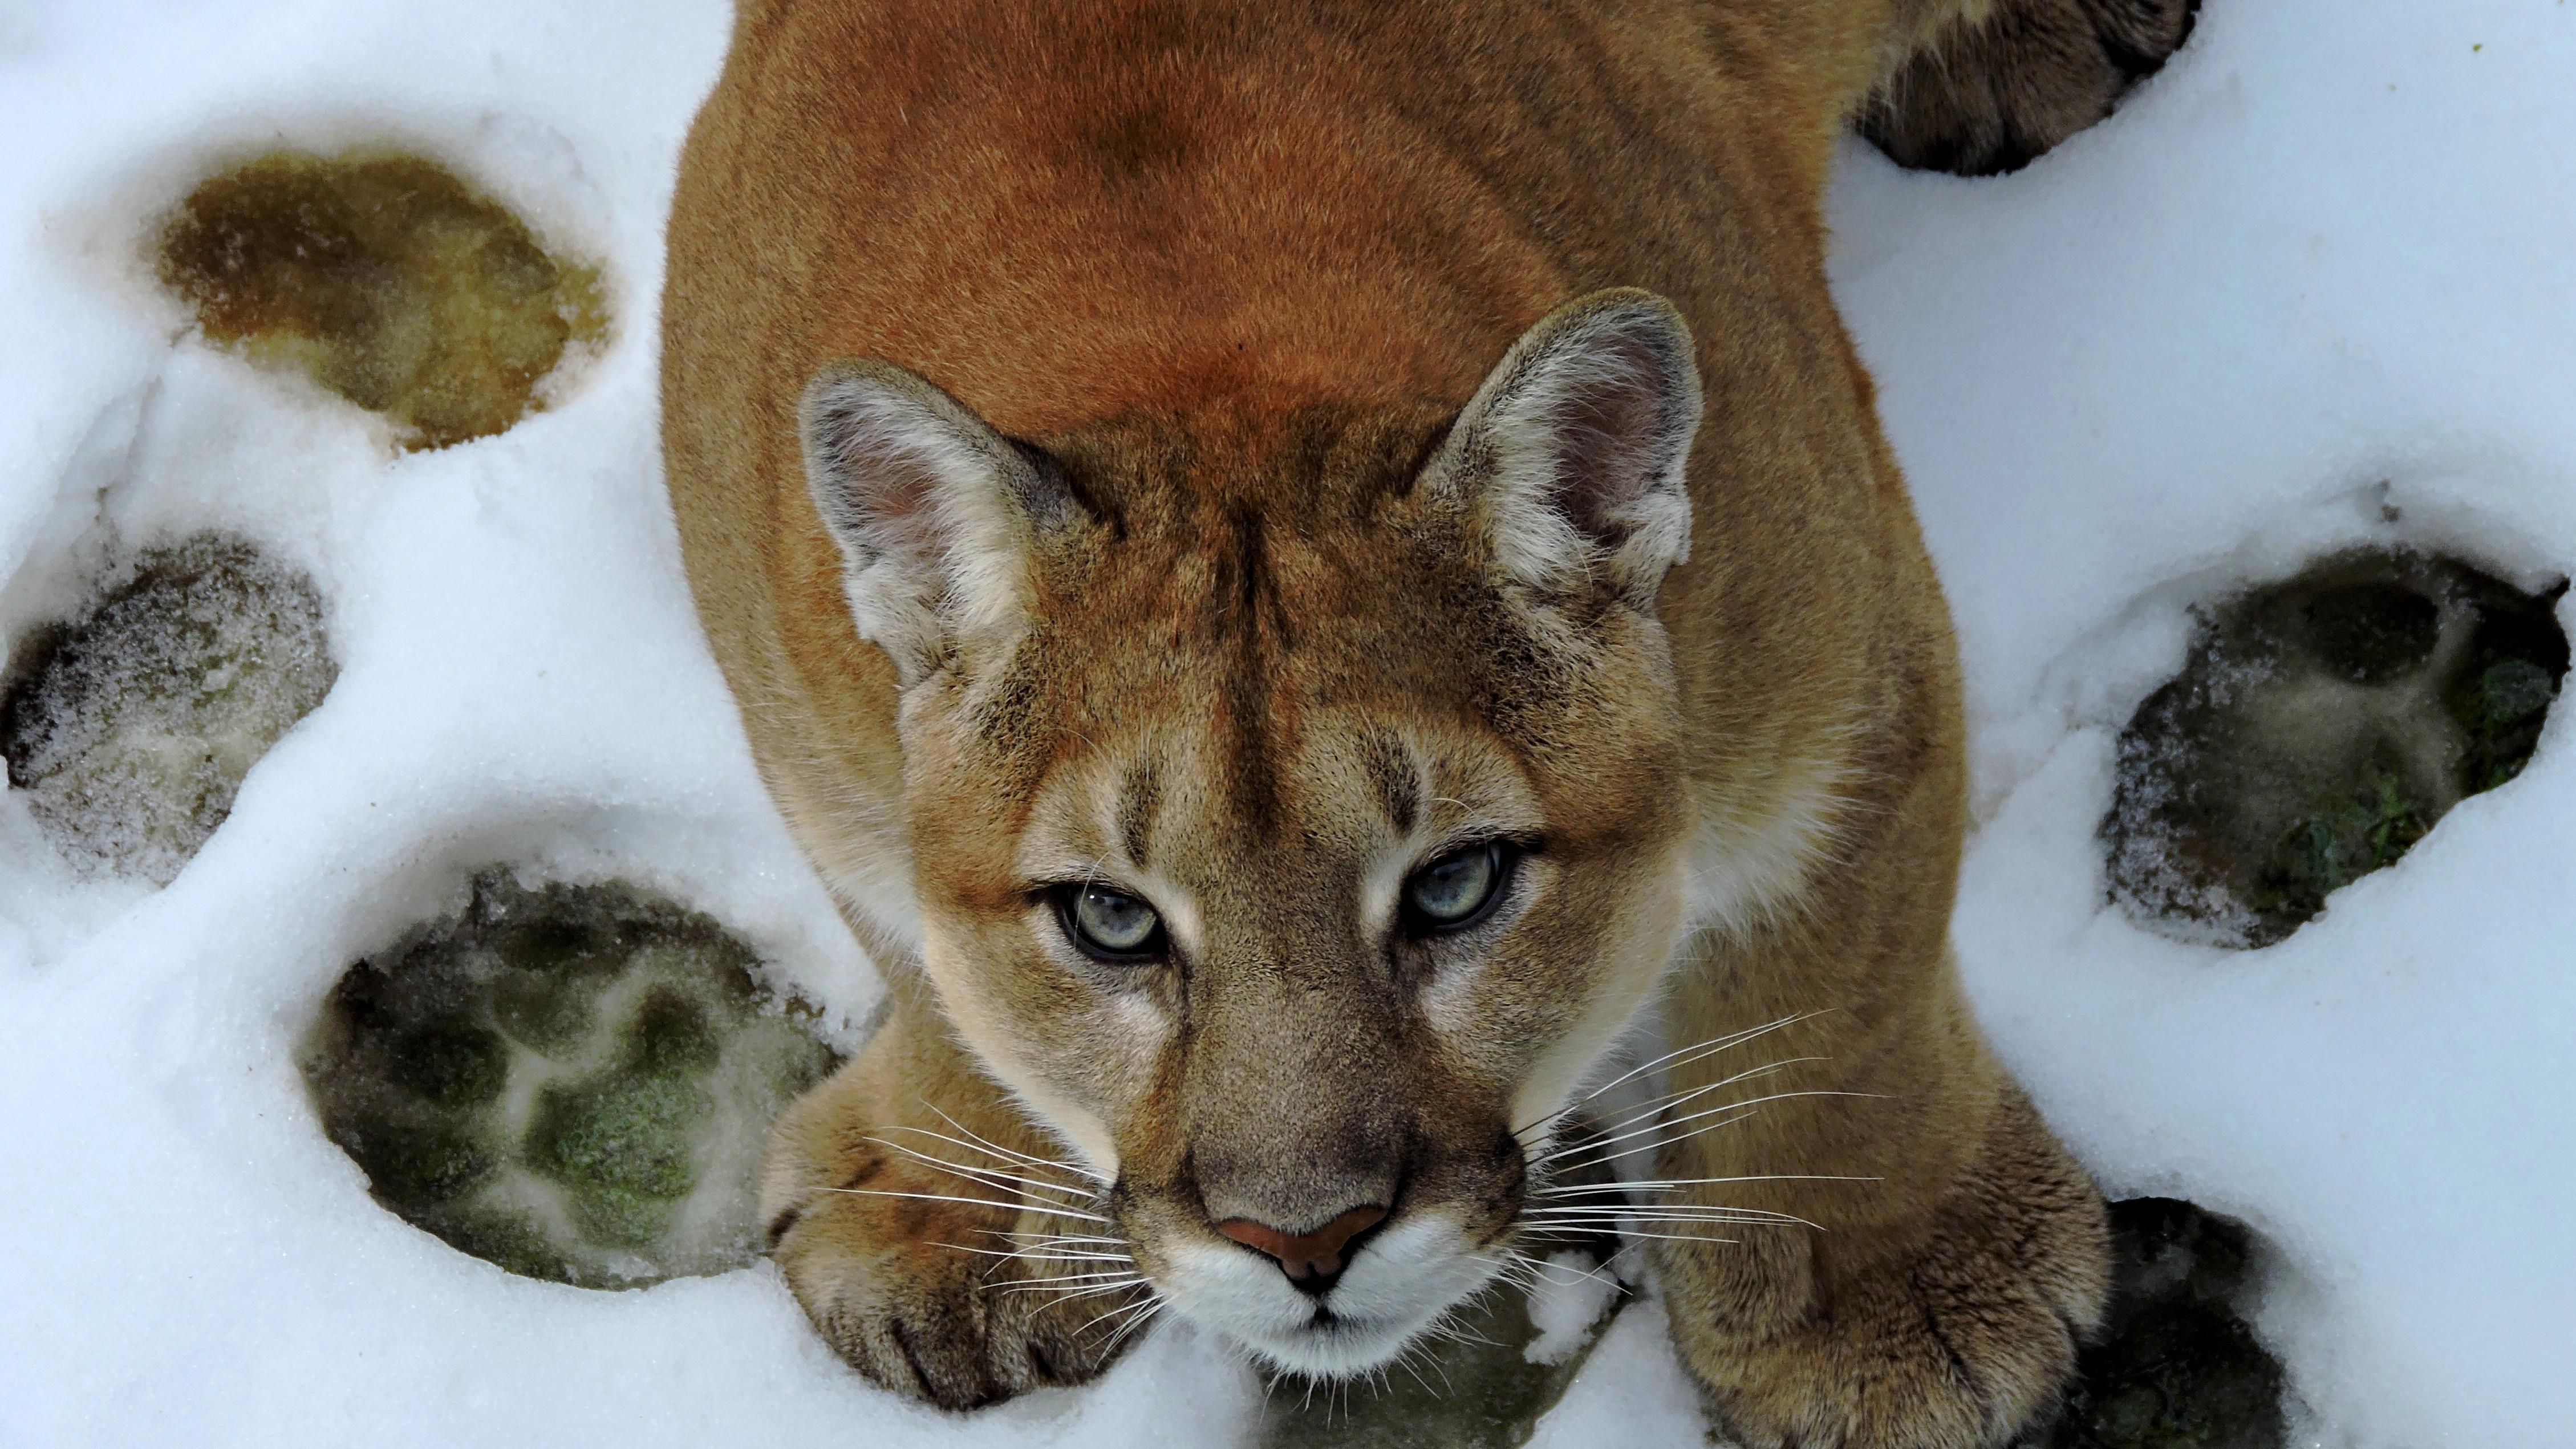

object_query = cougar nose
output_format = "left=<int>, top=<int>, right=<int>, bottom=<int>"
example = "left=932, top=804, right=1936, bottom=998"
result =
left=1215, top=1205, right=1389, bottom=1290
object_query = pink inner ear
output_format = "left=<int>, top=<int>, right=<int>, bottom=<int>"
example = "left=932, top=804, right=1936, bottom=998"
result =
left=850, top=447, right=947, bottom=567
left=811, top=393, right=957, bottom=571
left=1545, top=331, right=1674, bottom=542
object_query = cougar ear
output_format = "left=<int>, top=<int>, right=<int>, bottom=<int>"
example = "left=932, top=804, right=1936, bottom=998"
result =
left=799, top=360, right=1081, bottom=687
left=1427, top=289, right=1703, bottom=606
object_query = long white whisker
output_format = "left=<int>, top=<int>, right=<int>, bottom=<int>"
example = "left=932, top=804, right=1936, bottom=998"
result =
left=995, top=1282, right=1145, bottom=1301
left=1077, top=1290, right=1159, bottom=1336
left=1562, top=1057, right=1828, bottom=1144
left=822, top=1186, right=1109, bottom=1223
left=965, top=1241, right=1135, bottom=1257
left=1531, top=1173, right=1877, bottom=1195
left=885, top=1120, right=1085, bottom=1180
left=996, top=1276, right=1151, bottom=1301
left=974, top=1244, right=1130, bottom=1257
left=1539, top=1107, right=1762, bottom=1174
left=1524, top=1226, right=1739, bottom=1247
left=1061, top=1277, right=1155, bottom=1300
left=1536, top=1058, right=1824, bottom=1169
left=1095, top=1297, right=1166, bottom=1353
left=922, top=1103, right=1114, bottom=1187
left=904, top=1108, right=1053, bottom=1170
left=1538, top=1011, right=1828, bottom=1125
left=881, top=1137, right=1092, bottom=1194
left=1523, top=1206, right=1815, bottom=1225
left=865, top=1137, right=1099, bottom=1204
left=1538, top=1089, right=1879, bottom=1170
left=1522, top=1217, right=1812, bottom=1235
left=994, top=1267, right=1147, bottom=1288
left=956, top=1235, right=1133, bottom=1255
left=1394, top=1346, right=1443, bottom=1398
left=1470, top=1250, right=1619, bottom=1290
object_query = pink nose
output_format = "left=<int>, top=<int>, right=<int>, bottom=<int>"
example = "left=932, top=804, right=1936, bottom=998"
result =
left=1214, top=1206, right=1389, bottom=1281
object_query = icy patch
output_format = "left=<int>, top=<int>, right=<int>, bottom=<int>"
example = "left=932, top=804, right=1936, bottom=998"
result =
left=0, top=532, right=334, bottom=883
left=2104, top=551, right=2565, bottom=946
left=157, top=149, right=607, bottom=450
left=302, top=871, right=839, bottom=1288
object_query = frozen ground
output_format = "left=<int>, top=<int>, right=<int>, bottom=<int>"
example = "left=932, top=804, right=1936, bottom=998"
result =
left=2, top=0, right=2570, bottom=1444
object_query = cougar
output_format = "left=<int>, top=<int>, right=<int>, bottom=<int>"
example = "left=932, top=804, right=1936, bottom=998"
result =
left=662, top=1, right=2189, bottom=1442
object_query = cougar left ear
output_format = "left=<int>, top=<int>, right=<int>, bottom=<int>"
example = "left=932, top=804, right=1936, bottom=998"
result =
left=799, top=360, right=1082, bottom=687
left=1427, top=289, right=1703, bottom=607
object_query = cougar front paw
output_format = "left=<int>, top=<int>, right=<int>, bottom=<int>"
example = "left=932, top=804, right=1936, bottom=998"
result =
left=1863, top=0, right=2198, bottom=175
left=1663, top=1097, right=2111, bottom=1448
left=765, top=1144, right=1141, bottom=1409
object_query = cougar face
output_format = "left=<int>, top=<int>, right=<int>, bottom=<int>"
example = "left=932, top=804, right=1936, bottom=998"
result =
left=804, top=293, right=1703, bottom=1373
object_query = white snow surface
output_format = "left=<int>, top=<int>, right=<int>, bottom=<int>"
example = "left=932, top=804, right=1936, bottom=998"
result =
left=1, top=0, right=2569, bottom=1444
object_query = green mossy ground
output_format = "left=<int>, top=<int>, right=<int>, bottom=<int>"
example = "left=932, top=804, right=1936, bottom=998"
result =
left=157, top=150, right=607, bottom=450
left=2022, top=1199, right=2286, bottom=1449
left=302, top=873, right=839, bottom=1288
left=0, top=535, right=336, bottom=883
left=2107, top=552, right=2566, bottom=945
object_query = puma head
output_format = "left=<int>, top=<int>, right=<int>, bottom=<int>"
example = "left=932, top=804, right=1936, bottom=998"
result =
left=797, top=289, right=1705, bottom=1374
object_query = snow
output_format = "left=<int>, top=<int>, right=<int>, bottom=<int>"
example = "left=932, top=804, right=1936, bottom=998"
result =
left=1828, top=1, right=2576, bottom=1442
left=1521, top=1253, right=1622, bottom=1367
left=1, top=0, right=2568, bottom=1444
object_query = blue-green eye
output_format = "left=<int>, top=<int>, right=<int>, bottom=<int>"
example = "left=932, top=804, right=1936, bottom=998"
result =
left=1058, top=882, right=1164, bottom=961
left=1403, top=842, right=1509, bottom=931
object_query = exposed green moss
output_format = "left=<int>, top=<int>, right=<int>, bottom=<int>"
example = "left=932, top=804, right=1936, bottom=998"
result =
left=343, top=1122, right=496, bottom=1207
left=157, top=150, right=607, bottom=450
left=2246, top=760, right=2429, bottom=927
left=2106, top=552, right=2566, bottom=946
left=0, top=535, right=336, bottom=882
left=528, top=1065, right=711, bottom=1202
left=566, top=1184, right=682, bottom=1253
left=302, top=872, right=841, bottom=1288
left=2445, top=595, right=2568, bottom=790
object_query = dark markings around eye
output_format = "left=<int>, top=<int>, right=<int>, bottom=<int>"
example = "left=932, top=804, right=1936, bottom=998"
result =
left=1359, top=728, right=1419, bottom=837
left=1117, top=757, right=1159, bottom=868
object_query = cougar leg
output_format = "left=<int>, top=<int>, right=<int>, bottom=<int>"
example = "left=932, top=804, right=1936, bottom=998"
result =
left=1645, top=653, right=2110, bottom=1447
left=761, top=973, right=1137, bottom=1406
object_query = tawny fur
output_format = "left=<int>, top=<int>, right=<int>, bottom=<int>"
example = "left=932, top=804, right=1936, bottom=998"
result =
left=663, top=1, right=2128, bottom=1443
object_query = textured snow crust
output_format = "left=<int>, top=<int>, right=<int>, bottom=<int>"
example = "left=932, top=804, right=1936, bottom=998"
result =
left=1, top=0, right=2570, bottom=1445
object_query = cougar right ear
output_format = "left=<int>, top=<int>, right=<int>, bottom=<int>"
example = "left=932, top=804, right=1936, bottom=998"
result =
left=799, top=361, right=1081, bottom=687
left=1425, top=289, right=1703, bottom=608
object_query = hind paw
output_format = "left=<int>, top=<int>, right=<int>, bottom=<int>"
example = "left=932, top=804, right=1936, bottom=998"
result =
left=1863, top=0, right=2198, bottom=175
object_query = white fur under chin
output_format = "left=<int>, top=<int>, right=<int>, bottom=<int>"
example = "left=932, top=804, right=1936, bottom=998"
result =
left=1153, top=1213, right=1506, bottom=1378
